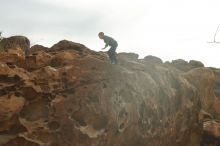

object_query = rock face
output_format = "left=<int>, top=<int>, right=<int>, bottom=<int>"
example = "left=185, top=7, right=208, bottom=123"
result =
left=0, top=37, right=220, bottom=146
left=0, top=36, right=30, bottom=54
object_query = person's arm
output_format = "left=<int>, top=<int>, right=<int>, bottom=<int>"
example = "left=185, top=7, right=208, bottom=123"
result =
left=102, top=44, right=108, bottom=50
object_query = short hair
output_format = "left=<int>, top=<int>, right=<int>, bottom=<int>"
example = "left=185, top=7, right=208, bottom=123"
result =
left=98, top=32, right=104, bottom=36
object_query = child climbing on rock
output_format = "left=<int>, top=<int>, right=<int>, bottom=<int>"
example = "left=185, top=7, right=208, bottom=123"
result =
left=98, top=32, right=118, bottom=64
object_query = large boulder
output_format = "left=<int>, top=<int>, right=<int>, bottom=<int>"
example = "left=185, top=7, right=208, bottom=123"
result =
left=1, top=38, right=220, bottom=146
left=0, top=36, right=30, bottom=54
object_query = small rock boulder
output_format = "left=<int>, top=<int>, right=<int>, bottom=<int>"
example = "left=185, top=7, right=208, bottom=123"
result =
left=29, top=44, right=48, bottom=54
left=189, top=60, right=204, bottom=68
left=144, top=55, right=163, bottom=64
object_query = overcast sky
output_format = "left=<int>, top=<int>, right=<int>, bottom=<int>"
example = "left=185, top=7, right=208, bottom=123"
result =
left=1, top=0, right=220, bottom=67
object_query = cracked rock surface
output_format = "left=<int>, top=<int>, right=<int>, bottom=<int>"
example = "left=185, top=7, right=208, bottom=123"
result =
left=0, top=36, right=220, bottom=146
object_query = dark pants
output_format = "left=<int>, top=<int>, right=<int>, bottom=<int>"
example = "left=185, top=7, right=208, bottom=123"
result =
left=108, top=44, right=118, bottom=64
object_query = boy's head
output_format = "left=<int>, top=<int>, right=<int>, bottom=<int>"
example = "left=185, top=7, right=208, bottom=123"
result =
left=98, top=32, right=104, bottom=39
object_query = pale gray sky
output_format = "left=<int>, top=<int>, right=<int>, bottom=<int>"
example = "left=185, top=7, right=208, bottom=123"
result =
left=1, top=0, right=220, bottom=67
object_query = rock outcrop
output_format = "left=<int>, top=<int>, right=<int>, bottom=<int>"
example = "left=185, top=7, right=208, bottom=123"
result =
left=0, top=36, right=30, bottom=54
left=0, top=37, right=220, bottom=146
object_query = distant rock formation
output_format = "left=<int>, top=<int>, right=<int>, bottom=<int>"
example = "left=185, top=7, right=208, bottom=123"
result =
left=0, top=36, right=219, bottom=146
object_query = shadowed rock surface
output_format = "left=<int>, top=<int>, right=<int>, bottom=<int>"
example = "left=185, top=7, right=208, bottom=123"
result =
left=0, top=36, right=220, bottom=146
